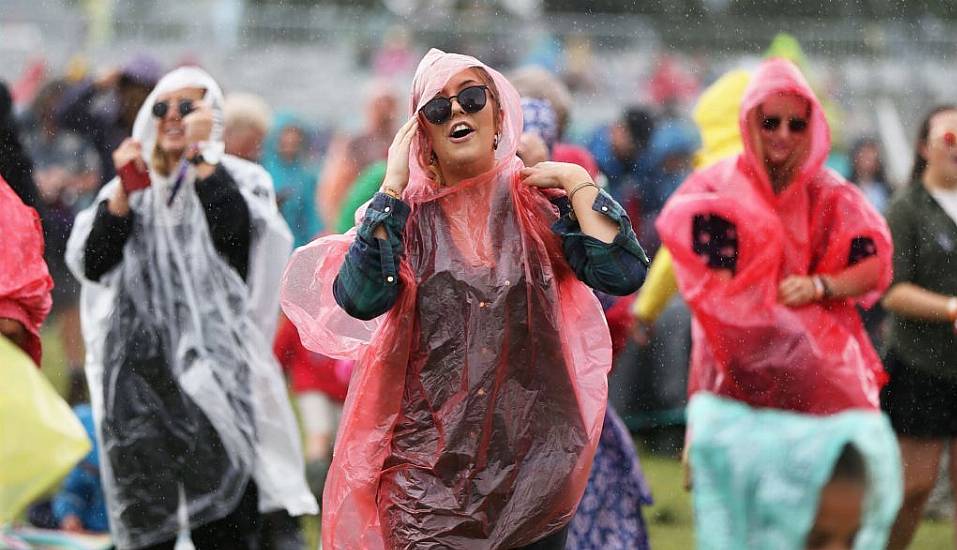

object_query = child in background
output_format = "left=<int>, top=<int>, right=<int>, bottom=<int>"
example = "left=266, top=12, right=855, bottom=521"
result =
left=52, top=404, right=109, bottom=533
left=273, top=315, right=349, bottom=500
left=688, top=393, right=901, bottom=549
left=516, top=97, right=654, bottom=550
left=805, top=445, right=867, bottom=550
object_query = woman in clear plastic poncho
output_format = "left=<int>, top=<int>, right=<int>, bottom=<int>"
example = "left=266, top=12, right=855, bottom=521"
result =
left=281, top=49, right=648, bottom=549
left=656, top=58, right=893, bottom=414
left=65, top=67, right=316, bottom=550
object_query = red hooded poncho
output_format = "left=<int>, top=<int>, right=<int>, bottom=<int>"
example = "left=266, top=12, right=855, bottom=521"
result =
left=656, top=58, right=892, bottom=414
left=281, top=50, right=611, bottom=549
left=0, top=176, right=52, bottom=365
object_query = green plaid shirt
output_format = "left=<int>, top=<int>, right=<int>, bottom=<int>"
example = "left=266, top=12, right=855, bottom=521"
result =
left=333, top=190, right=649, bottom=320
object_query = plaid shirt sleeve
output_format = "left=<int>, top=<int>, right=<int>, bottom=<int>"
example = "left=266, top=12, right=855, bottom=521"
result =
left=551, top=189, right=650, bottom=296
left=333, top=192, right=410, bottom=320
left=334, top=189, right=650, bottom=319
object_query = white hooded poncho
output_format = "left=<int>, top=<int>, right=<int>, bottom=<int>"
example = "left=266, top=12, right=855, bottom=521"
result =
left=66, top=67, right=316, bottom=549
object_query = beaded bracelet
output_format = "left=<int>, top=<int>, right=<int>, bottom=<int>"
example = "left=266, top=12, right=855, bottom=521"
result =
left=568, top=181, right=598, bottom=203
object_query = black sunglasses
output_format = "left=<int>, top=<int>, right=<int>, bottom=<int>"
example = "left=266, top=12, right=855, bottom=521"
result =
left=152, top=99, right=196, bottom=119
left=761, top=116, right=808, bottom=133
left=420, top=85, right=489, bottom=125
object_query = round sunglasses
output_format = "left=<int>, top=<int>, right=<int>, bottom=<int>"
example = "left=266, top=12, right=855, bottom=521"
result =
left=761, top=116, right=809, bottom=133
left=152, top=99, right=196, bottom=119
left=420, top=85, right=489, bottom=125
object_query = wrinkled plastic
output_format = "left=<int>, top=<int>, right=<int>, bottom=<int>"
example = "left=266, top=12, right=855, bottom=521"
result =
left=688, top=393, right=901, bottom=549
left=0, top=176, right=53, bottom=366
left=65, top=67, right=316, bottom=549
left=656, top=59, right=892, bottom=414
left=281, top=49, right=610, bottom=549
left=0, top=335, right=90, bottom=523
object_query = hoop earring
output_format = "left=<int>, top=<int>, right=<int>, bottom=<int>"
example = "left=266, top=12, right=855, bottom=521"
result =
left=493, top=133, right=500, bottom=151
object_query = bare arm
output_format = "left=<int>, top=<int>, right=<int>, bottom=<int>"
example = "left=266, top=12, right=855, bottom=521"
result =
left=374, top=117, right=419, bottom=240
left=883, top=282, right=956, bottom=323
left=778, top=256, right=883, bottom=307
left=564, top=179, right=619, bottom=243
left=822, top=255, right=883, bottom=299
left=520, top=162, right=618, bottom=243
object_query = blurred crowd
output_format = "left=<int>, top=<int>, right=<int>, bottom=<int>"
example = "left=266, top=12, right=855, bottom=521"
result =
left=0, top=27, right=936, bottom=550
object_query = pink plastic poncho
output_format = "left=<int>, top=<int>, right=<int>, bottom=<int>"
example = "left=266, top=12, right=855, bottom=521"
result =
left=281, top=49, right=611, bottom=549
left=0, top=176, right=52, bottom=366
left=656, top=58, right=892, bottom=414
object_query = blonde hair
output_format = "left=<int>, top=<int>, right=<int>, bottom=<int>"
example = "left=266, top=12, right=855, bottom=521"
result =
left=152, top=143, right=173, bottom=177
left=223, top=92, right=272, bottom=134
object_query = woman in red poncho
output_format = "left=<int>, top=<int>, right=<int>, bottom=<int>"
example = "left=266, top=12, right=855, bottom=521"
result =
left=656, top=58, right=892, bottom=414
left=281, top=49, right=648, bottom=549
left=0, top=175, right=53, bottom=365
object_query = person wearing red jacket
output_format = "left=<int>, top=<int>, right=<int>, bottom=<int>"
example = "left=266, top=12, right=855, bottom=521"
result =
left=273, top=315, right=349, bottom=498
left=0, top=174, right=53, bottom=365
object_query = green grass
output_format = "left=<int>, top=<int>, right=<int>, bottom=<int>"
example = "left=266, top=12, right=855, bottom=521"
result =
left=38, top=328, right=954, bottom=547
left=39, top=324, right=70, bottom=395
left=640, top=453, right=695, bottom=549
left=638, top=448, right=954, bottom=549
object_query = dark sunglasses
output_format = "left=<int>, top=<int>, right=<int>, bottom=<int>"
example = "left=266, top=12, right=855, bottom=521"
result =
left=761, top=116, right=808, bottom=133
left=420, top=85, right=489, bottom=125
left=152, top=99, right=196, bottom=119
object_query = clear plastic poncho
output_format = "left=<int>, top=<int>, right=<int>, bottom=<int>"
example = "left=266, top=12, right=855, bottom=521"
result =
left=65, top=67, right=316, bottom=550
left=656, top=59, right=893, bottom=414
left=688, top=393, right=901, bottom=549
left=281, top=49, right=611, bottom=549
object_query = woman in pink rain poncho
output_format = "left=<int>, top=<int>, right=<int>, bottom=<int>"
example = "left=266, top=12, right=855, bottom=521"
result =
left=656, top=58, right=893, bottom=414
left=281, top=49, right=648, bottom=549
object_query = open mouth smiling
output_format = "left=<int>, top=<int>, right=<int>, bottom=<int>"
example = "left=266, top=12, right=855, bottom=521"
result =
left=449, top=122, right=475, bottom=141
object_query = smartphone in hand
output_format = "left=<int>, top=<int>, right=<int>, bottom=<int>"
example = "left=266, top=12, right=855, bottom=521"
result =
left=118, top=159, right=151, bottom=193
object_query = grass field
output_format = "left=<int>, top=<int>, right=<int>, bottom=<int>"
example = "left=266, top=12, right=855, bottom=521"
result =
left=639, top=452, right=953, bottom=549
left=38, top=325, right=955, bottom=548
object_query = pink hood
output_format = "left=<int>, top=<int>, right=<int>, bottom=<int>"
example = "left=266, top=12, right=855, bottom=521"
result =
left=738, top=57, right=830, bottom=204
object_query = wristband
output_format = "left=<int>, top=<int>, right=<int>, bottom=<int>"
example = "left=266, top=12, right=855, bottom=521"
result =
left=187, top=142, right=222, bottom=166
left=947, top=296, right=957, bottom=322
left=568, top=181, right=598, bottom=203
left=812, top=276, right=826, bottom=301
left=820, top=275, right=833, bottom=299
left=189, top=150, right=205, bottom=166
